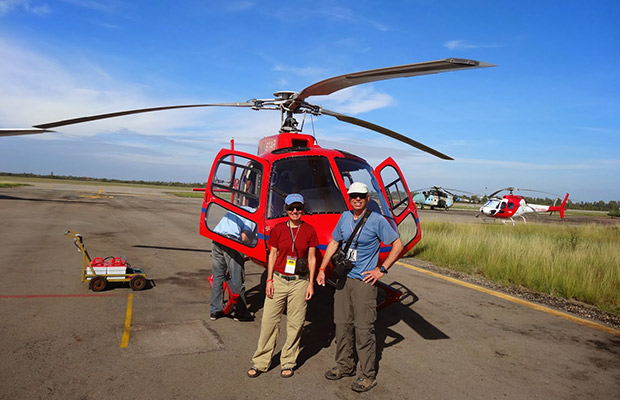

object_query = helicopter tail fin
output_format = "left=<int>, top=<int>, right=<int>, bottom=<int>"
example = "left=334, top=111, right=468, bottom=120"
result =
left=550, top=193, right=569, bottom=219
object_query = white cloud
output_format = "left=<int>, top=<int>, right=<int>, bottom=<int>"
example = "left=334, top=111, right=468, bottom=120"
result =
left=60, top=0, right=119, bottom=13
left=313, top=86, right=394, bottom=115
left=272, top=64, right=329, bottom=79
left=456, top=157, right=620, bottom=171
left=0, top=36, right=283, bottom=181
left=225, top=1, right=256, bottom=12
left=0, top=0, right=50, bottom=16
left=444, top=40, right=503, bottom=50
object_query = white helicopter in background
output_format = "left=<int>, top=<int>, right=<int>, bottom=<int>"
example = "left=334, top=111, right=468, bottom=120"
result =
left=477, top=187, right=569, bottom=225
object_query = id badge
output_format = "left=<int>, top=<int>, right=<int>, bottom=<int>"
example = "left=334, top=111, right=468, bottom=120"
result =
left=285, top=256, right=297, bottom=274
left=347, top=248, right=357, bottom=262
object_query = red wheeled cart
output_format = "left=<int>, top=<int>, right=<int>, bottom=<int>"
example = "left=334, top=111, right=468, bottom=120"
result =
left=65, top=231, right=148, bottom=292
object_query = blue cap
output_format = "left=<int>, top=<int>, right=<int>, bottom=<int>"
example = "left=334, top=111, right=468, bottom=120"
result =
left=285, top=193, right=304, bottom=205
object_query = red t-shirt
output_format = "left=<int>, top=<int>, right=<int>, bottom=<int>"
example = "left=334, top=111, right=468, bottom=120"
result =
left=268, top=221, right=319, bottom=275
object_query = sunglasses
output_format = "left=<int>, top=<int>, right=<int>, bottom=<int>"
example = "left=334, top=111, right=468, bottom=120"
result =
left=348, top=193, right=368, bottom=200
left=286, top=205, right=304, bottom=212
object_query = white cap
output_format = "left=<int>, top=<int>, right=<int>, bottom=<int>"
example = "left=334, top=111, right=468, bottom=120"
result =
left=347, top=182, right=369, bottom=194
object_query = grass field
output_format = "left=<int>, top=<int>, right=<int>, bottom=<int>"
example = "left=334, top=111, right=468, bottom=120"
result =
left=407, top=221, right=620, bottom=316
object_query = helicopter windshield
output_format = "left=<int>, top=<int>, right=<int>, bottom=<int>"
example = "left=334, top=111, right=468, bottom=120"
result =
left=268, top=156, right=347, bottom=219
left=334, top=157, right=393, bottom=219
left=483, top=199, right=501, bottom=209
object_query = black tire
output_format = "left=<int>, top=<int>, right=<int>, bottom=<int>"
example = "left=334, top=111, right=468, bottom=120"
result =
left=129, top=275, right=146, bottom=291
left=90, top=276, right=107, bottom=292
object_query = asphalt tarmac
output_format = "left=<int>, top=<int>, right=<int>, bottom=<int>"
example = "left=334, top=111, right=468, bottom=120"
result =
left=1, top=183, right=618, bottom=400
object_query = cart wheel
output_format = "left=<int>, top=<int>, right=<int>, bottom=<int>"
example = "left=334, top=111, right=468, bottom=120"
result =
left=90, top=276, right=108, bottom=292
left=130, top=275, right=147, bottom=291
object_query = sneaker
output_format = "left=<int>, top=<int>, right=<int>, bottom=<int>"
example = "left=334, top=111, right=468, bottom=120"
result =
left=351, top=377, right=377, bottom=393
left=324, top=367, right=356, bottom=381
left=233, top=311, right=254, bottom=322
left=210, top=311, right=225, bottom=321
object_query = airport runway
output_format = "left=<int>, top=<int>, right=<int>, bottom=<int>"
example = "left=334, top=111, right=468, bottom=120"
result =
left=1, top=183, right=618, bottom=399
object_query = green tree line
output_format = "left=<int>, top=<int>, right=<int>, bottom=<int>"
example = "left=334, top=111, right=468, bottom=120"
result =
left=0, top=172, right=204, bottom=188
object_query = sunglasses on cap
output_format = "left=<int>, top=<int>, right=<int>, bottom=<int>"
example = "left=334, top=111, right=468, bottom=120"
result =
left=348, top=193, right=368, bottom=199
left=286, top=204, right=304, bottom=212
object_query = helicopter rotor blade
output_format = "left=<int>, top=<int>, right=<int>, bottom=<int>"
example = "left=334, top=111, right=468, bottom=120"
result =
left=488, top=187, right=512, bottom=198
left=320, top=108, right=453, bottom=160
left=514, top=188, right=562, bottom=198
left=443, top=187, right=477, bottom=195
left=294, top=58, right=495, bottom=107
left=0, top=129, right=52, bottom=137
left=33, top=102, right=257, bottom=130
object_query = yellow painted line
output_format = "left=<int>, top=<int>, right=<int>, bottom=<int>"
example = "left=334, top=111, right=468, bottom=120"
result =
left=120, top=294, right=134, bottom=348
left=79, top=188, right=114, bottom=199
left=396, top=261, right=620, bottom=336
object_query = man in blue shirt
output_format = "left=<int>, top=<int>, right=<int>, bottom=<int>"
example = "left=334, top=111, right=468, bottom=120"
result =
left=210, top=209, right=256, bottom=322
left=317, top=182, right=403, bottom=393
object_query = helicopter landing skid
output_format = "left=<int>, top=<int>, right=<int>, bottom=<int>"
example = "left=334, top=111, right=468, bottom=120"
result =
left=500, top=216, right=527, bottom=226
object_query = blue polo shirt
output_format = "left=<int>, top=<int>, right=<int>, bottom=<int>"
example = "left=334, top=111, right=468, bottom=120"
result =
left=213, top=210, right=256, bottom=241
left=331, top=211, right=399, bottom=280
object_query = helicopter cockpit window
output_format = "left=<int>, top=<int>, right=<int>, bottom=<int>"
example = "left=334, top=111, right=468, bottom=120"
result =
left=205, top=203, right=258, bottom=248
left=377, top=165, right=409, bottom=217
left=211, top=155, right=261, bottom=211
left=334, top=157, right=393, bottom=219
left=483, top=199, right=500, bottom=209
left=268, top=156, right=346, bottom=219
left=397, top=213, right=418, bottom=249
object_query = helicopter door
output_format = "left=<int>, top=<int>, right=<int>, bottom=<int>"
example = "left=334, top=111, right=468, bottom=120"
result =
left=200, top=149, right=269, bottom=264
left=375, top=157, right=421, bottom=253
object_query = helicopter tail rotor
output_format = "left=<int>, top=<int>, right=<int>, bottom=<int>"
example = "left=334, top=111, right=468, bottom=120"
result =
left=550, top=193, right=570, bottom=219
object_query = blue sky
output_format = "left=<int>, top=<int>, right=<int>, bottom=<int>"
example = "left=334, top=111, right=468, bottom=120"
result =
left=0, top=1, right=618, bottom=202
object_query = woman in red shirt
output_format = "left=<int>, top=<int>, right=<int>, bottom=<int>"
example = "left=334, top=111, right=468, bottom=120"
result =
left=248, top=193, right=318, bottom=378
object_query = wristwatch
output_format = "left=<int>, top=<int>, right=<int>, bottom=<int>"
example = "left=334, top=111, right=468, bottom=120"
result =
left=379, top=266, right=388, bottom=274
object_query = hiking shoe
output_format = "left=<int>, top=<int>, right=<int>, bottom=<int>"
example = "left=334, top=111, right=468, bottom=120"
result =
left=324, top=367, right=355, bottom=380
left=351, top=377, right=377, bottom=392
left=209, top=311, right=225, bottom=321
left=233, top=311, right=255, bottom=322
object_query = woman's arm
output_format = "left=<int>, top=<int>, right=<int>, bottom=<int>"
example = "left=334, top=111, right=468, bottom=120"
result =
left=305, top=247, right=316, bottom=300
left=266, top=246, right=278, bottom=299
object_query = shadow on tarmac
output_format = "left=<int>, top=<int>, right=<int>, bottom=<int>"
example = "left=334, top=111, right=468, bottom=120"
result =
left=0, top=194, right=96, bottom=204
left=245, top=274, right=449, bottom=372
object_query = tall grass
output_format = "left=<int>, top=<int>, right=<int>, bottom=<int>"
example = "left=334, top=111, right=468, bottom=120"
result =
left=405, top=222, right=620, bottom=316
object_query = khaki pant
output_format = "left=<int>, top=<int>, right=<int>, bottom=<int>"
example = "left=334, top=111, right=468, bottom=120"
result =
left=334, top=277, right=377, bottom=379
left=251, top=274, right=308, bottom=371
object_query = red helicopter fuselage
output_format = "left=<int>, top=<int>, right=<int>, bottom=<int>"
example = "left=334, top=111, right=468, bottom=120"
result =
left=198, top=132, right=421, bottom=273
left=479, top=193, right=569, bottom=224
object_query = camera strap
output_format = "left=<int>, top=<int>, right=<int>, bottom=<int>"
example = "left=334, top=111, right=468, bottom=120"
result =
left=342, top=209, right=371, bottom=254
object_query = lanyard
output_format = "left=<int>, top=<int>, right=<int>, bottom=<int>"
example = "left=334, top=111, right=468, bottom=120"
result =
left=288, top=221, right=301, bottom=254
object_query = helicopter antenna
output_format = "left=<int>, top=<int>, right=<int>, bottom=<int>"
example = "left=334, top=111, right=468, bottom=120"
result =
left=309, top=113, right=318, bottom=142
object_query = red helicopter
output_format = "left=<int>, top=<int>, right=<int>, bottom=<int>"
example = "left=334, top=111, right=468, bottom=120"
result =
left=477, top=187, right=569, bottom=225
left=1, top=58, right=493, bottom=306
